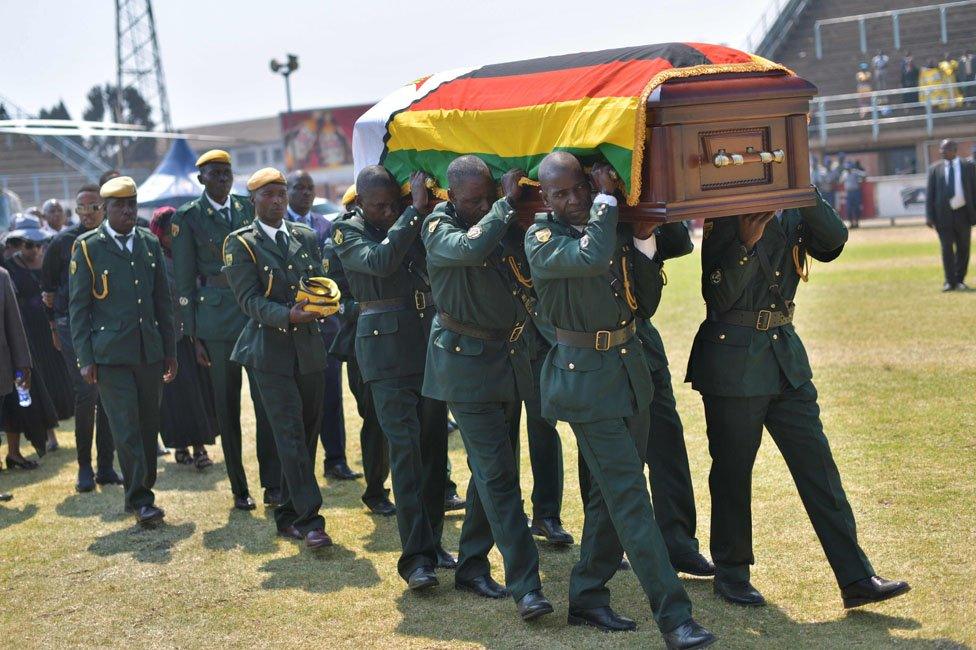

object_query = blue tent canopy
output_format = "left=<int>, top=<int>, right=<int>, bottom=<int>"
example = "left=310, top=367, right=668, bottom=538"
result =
left=137, top=138, right=203, bottom=208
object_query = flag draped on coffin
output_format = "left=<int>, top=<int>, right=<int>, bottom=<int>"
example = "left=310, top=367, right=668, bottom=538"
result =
left=354, top=42, right=790, bottom=206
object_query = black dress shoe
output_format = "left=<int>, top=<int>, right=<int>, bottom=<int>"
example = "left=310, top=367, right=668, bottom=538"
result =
left=456, top=574, right=508, bottom=599
left=435, top=546, right=457, bottom=569
left=841, top=575, right=911, bottom=609
left=568, top=606, right=636, bottom=632
left=263, top=489, right=282, bottom=507
left=672, top=552, right=715, bottom=577
left=324, top=462, right=363, bottom=480
left=234, top=495, right=257, bottom=511
left=714, top=579, right=765, bottom=606
left=95, top=468, right=124, bottom=486
left=305, top=529, right=334, bottom=550
left=277, top=525, right=303, bottom=540
left=516, top=590, right=553, bottom=621
left=943, top=282, right=955, bottom=292
left=0, top=493, right=12, bottom=502
left=663, top=619, right=716, bottom=650
left=444, top=492, right=466, bottom=512
left=407, top=566, right=439, bottom=591
left=135, top=505, right=165, bottom=527
left=530, top=517, right=574, bottom=546
left=76, top=466, right=96, bottom=493
left=365, top=497, right=396, bottom=517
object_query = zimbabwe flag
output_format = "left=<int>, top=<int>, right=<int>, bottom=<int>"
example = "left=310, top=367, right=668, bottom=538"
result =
left=362, top=42, right=789, bottom=206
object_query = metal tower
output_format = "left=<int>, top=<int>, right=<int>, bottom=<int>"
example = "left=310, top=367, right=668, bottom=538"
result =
left=115, top=0, right=172, bottom=131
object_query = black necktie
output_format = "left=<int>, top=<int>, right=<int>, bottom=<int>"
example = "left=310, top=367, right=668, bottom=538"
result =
left=219, top=207, right=231, bottom=224
left=275, top=230, right=289, bottom=258
left=947, top=163, right=956, bottom=199
left=115, top=234, right=131, bottom=253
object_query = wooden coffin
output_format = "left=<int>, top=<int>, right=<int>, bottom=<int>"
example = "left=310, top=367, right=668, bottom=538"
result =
left=515, top=71, right=817, bottom=224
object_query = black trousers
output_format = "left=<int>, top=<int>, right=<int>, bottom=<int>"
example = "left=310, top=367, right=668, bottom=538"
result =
left=345, top=358, right=390, bottom=505
left=936, top=210, right=972, bottom=284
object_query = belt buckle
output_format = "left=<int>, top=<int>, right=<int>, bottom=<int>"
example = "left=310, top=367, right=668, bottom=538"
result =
left=595, top=330, right=611, bottom=351
left=414, top=291, right=427, bottom=311
left=509, top=322, right=524, bottom=342
left=756, top=310, right=772, bottom=331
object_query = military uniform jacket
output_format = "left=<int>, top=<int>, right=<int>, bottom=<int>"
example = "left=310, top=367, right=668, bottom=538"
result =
left=637, top=221, right=695, bottom=372
left=525, top=200, right=664, bottom=423
left=685, top=191, right=847, bottom=397
left=172, top=192, right=255, bottom=341
left=333, top=206, right=432, bottom=383
left=322, top=238, right=358, bottom=362
left=421, top=199, right=534, bottom=404
left=68, top=224, right=176, bottom=367
left=222, top=220, right=328, bottom=377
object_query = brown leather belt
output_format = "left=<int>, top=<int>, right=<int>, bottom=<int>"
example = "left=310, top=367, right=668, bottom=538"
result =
left=711, top=304, right=794, bottom=331
left=359, top=291, right=433, bottom=315
left=203, top=273, right=230, bottom=288
left=437, top=311, right=525, bottom=343
left=554, top=320, right=636, bottom=351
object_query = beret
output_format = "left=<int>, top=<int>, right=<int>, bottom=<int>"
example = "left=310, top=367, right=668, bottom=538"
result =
left=195, top=149, right=231, bottom=167
left=247, top=167, right=287, bottom=191
left=99, top=176, right=138, bottom=199
left=341, top=184, right=357, bottom=208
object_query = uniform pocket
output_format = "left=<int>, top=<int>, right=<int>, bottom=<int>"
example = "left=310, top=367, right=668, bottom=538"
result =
left=357, top=311, right=399, bottom=338
left=92, top=320, right=122, bottom=359
left=550, top=345, right=603, bottom=372
left=432, top=329, right=485, bottom=357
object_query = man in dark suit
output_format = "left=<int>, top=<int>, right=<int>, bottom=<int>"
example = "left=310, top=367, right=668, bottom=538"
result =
left=926, top=139, right=976, bottom=291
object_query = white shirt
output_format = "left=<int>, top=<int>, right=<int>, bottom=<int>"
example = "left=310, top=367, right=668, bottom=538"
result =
left=206, top=193, right=231, bottom=213
left=103, top=221, right=134, bottom=252
left=257, top=219, right=289, bottom=242
left=575, top=194, right=658, bottom=259
left=945, top=158, right=967, bottom=210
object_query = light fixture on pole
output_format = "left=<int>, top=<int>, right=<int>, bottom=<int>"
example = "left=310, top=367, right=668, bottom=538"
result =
left=269, top=54, right=299, bottom=113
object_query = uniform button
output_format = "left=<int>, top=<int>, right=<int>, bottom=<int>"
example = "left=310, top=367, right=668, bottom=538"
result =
left=288, top=264, right=293, bottom=269
left=130, top=262, right=135, bottom=267
left=739, top=261, right=745, bottom=266
left=509, top=349, right=515, bottom=355
left=455, top=346, right=461, bottom=352
left=291, top=286, right=296, bottom=290
left=775, top=271, right=781, bottom=277
left=620, top=320, right=627, bottom=326
left=621, top=348, right=627, bottom=355
left=373, top=330, right=379, bottom=336
left=609, top=260, right=614, bottom=265
left=100, top=326, right=105, bottom=331
left=139, top=318, right=143, bottom=323
left=614, top=292, right=619, bottom=297
left=419, top=312, right=424, bottom=318
left=137, top=299, right=142, bottom=304
left=511, top=290, right=517, bottom=295
left=719, top=334, right=726, bottom=340
left=770, top=303, right=776, bottom=309
left=134, top=280, right=139, bottom=285
left=568, top=363, right=576, bottom=370
left=772, top=334, right=779, bottom=340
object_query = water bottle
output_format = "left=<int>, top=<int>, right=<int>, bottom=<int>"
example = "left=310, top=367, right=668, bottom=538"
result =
left=14, top=370, right=31, bottom=407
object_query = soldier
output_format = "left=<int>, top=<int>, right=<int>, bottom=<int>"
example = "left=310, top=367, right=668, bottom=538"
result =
left=322, top=215, right=395, bottom=516
left=526, top=152, right=712, bottom=649
left=422, top=156, right=552, bottom=621
left=172, top=149, right=280, bottom=510
left=221, top=167, right=332, bottom=550
left=333, top=166, right=452, bottom=592
left=68, top=176, right=177, bottom=526
left=685, top=193, right=910, bottom=609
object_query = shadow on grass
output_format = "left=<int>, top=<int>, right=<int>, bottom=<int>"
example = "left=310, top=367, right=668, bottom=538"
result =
left=56, top=486, right=131, bottom=522
left=258, top=543, right=380, bottom=593
left=363, top=508, right=402, bottom=554
left=0, top=502, right=38, bottom=530
left=88, top=521, right=195, bottom=564
left=153, top=460, right=227, bottom=492
left=202, top=509, right=279, bottom=555
left=0, top=446, right=73, bottom=490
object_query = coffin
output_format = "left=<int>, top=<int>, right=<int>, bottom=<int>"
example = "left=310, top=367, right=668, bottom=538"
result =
left=353, top=44, right=817, bottom=224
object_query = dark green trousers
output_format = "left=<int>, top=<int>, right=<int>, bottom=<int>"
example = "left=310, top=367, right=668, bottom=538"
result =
left=572, top=410, right=692, bottom=634
left=370, top=374, right=448, bottom=579
left=647, top=366, right=701, bottom=562
left=701, top=379, right=874, bottom=587
left=252, top=366, right=325, bottom=534
left=203, top=339, right=280, bottom=498
left=451, top=400, right=542, bottom=602
left=97, top=362, right=163, bottom=510
left=524, top=354, right=563, bottom=520
left=346, top=358, right=390, bottom=506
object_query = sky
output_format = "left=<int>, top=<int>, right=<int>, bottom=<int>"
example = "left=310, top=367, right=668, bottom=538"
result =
left=3, top=0, right=771, bottom=129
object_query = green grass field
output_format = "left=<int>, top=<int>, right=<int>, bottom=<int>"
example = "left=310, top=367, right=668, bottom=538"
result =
left=1, top=224, right=973, bottom=649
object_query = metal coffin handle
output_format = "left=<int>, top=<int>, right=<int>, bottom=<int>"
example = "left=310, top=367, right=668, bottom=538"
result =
left=713, top=147, right=785, bottom=168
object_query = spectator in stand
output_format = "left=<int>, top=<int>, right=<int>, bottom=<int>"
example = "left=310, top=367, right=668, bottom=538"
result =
left=901, top=53, right=920, bottom=106
left=841, top=161, right=867, bottom=229
left=959, top=50, right=976, bottom=101
left=939, top=53, right=964, bottom=109
left=872, top=50, right=890, bottom=91
left=856, top=63, right=873, bottom=118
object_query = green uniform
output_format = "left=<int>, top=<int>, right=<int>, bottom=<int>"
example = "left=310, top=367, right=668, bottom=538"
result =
left=222, top=220, right=327, bottom=534
left=68, top=224, right=176, bottom=511
left=422, top=199, right=542, bottom=601
left=333, top=205, right=447, bottom=581
left=172, top=192, right=279, bottom=500
left=685, top=190, right=874, bottom=587
left=525, top=198, right=693, bottom=634
left=323, top=239, right=390, bottom=508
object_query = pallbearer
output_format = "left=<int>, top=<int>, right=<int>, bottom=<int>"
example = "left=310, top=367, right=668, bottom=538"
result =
left=525, top=152, right=713, bottom=649
left=222, top=168, right=332, bottom=550
left=68, top=176, right=177, bottom=527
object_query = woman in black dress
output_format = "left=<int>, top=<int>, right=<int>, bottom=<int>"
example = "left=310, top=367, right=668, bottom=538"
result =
left=1, top=228, right=61, bottom=468
left=149, top=207, right=216, bottom=469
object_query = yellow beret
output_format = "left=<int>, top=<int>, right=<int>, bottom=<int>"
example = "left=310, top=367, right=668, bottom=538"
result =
left=247, top=167, right=287, bottom=191
left=341, top=184, right=357, bottom=208
left=99, top=176, right=137, bottom=199
left=195, top=149, right=231, bottom=167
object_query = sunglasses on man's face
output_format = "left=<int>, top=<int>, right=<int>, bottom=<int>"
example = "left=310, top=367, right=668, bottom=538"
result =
left=76, top=204, right=103, bottom=214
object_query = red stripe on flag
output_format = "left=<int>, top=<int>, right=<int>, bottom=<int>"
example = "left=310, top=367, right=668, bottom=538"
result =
left=409, top=59, right=674, bottom=112
left=682, top=42, right=757, bottom=64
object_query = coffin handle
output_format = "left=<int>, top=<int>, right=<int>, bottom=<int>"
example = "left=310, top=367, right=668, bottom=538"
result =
left=713, top=147, right=785, bottom=168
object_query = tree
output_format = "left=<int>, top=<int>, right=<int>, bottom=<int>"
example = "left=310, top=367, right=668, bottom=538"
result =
left=82, top=83, right=158, bottom=166
left=38, top=100, right=71, bottom=121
